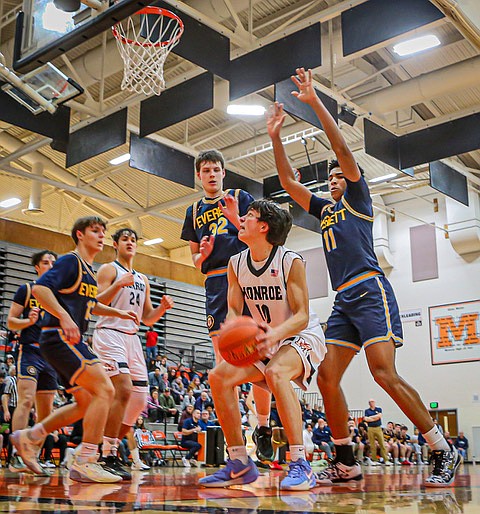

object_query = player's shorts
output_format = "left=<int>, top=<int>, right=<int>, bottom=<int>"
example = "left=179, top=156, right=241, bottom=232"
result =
left=39, top=328, right=100, bottom=390
left=254, top=323, right=326, bottom=391
left=92, top=328, right=148, bottom=390
left=326, top=275, right=403, bottom=352
left=205, top=271, right=228, bottom=336
left=16, top=343, right=57, bottom=392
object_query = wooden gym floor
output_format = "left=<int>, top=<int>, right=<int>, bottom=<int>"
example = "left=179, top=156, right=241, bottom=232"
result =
left=0, top=462, right=477, bottom=513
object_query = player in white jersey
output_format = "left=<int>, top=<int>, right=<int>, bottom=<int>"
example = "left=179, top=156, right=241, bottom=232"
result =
left=93, top=228, right=174, bottom=479
left=199, top=200, right=326, bottom=491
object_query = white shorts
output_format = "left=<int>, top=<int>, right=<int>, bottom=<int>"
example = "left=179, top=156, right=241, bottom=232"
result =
left=92, top=329, right=148, bottom=389
left=254, top=324, right=326, bottom=391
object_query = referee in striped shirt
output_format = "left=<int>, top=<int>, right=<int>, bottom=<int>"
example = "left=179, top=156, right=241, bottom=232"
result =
left=2, top=367, right=18, bottom=465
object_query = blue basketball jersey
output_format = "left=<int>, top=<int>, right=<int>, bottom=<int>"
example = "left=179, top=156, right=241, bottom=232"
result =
left=309, top=176, right=383, bottom=291
left=181, top=189, right=254, bottom=274
left=12, top=282, right=42, bottom=345
left=36, top=252, right=98, bottom=335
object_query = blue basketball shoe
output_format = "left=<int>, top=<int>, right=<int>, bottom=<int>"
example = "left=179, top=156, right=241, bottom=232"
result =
left=199, top=457, right=259, bottom=487
left=280, top=459, right=316, bottom=490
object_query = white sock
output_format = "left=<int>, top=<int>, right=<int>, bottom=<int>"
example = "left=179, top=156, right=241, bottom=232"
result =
left=77, top=442, right=99, bottom=464
left=29, top=423, right=48, bottom=443
left=257, top=414, right=269, bottom=427
left=229, top=446, right=248, bottom=465
left=131, top=447, right=141, bottom=463
left=102, top=436, right=117, bottom=457
left=423, top=426, right=450, bottom=451
left=290, top=445, right=306, bottom=462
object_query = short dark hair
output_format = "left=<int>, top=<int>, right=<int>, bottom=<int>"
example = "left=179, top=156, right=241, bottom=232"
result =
left=31, top=250, right=57, bottom=267
left=112, top=227, right=138, bottom=243
left=195, top=149, right=225, bottom=173
left=248, top=200, right=293, bottom=246
left=71, top=216, right=107, bottom=244
left=328, top=159, right=364, bottom=176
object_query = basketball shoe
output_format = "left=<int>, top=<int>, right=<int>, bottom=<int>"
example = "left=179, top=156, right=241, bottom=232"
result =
left=69, top=456, right=122, bottom=483
left=9, top=454, right=28, bottom=473
left=11, top=429, right=45, bottom=475
left=99, top=455, right=132, bottom=481
left=252, top=426, right=274, bottom=461
left=131, top=460, right=150, bottom=471
left=424, top=445, right=462, bottom=487
left=316, top=459, right=363, bottom=485
left=199, top=457, right=259, bottom=487
left=280, top=459, right=316, bottom=490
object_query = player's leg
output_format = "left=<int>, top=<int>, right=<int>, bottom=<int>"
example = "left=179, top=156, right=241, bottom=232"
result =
left=251, top=385, right=274, bottom=461
left=199, top=361, right=264, bottom=487
left=264, top=345, right=315, bottom=490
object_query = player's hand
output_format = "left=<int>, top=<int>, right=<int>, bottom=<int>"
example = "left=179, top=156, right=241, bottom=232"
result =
left=59, top=314, right=81, bottom=344
left=3, top=411, right=10, bottom=422
left=28, top=307, right=40, bottom=325
left=117, top=272, right=135, bottom=288
left=255, top=322, right=277, bottom=359
left=160, top=295, right=174, bottom=312
left=199, top=235, right=215, bottom=259
left=219, top=194, right=239, bottom=225
left=120, top=310, right=140, bottom=325
left=266, top=102, right=286, bottom=139
left=291, top=67, right=317, bottom=104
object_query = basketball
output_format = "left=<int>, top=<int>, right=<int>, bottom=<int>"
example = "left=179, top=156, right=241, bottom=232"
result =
left=218, top=316, right=262, bottom=366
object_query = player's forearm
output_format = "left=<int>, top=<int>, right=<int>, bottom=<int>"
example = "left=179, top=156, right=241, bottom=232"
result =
left=96, top=282, right=124, bottom=306
left=192, top=252, right=205, bottom=270
left=92, top=302, right=125, bottom=318
left=272, top=137, right=297, bottom=190
left=270, top=310, right=309, bottom=343
left=32, top=285, right=70, bottom=321
left=142, top=305, right=166, bottom=326
left=7, top=317, right=32, bottom=331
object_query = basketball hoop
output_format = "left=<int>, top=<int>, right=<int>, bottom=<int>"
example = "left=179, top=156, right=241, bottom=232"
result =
left=112, top=7, right=184, bottom=96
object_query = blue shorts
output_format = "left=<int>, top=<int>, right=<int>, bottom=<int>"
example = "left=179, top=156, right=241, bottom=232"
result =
left=17, top=344, right=58, bottom=391
left=325, top=275, right=403, bottom=352
left=39, top=328, right=100, bottom=389
left=205, top=272, right=228, bottom=336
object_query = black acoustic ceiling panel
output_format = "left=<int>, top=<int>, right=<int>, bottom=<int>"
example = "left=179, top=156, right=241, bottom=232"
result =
left=430, top=161, right=469, bottom=206
left=364, top=119, right=400, bottom=170
left=224, top=169, right=263, bottom=199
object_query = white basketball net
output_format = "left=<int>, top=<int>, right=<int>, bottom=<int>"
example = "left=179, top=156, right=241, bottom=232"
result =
left=113, top=9, right=183, bottom=96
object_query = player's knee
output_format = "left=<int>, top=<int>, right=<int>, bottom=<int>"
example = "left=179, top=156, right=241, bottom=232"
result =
left=208, top=367, right=225, bottom=388
left=264, top=363, right=285, bottom=387
left=114, top=380, right=132, bottom=405
left=372, top=367, right=396, bottom=389
left=123, top=389, right=147, bottom=427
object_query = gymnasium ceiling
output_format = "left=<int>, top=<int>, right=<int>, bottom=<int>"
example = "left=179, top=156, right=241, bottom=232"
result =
left=0, top=0, right=479, bottom=263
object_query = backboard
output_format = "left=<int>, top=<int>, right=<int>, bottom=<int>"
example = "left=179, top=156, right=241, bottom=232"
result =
left=14, top=0, right=154, bottom=73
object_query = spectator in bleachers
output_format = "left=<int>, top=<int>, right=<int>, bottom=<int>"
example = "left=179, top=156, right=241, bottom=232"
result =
left=198, top=410, right=215, bottom=430
left=303, top=404, right=314, bottom=424
left=303, top=422, right=315, bottom=461
left=181, top=408, right=202, bottom=467
left=194, top=391, right=210, bottom=412
left=53, top=386, right=69, bottom=408
left=399, top=425, right=413, bottom=465
left=454, top=432, right=469, bottom=460
left=364, top=399, right=391, bottom=466
left=148, top=368, right=164, bottom=391
left=188, top=376, right=206, bottom=397
left=154, top=356, right=168, bottom=374
left=348, top=418, right=364, bottom=462
left=42, top=430, right=68, bottom=468
left=145, top=327, right=159, bottom=363
left=417, top=429, right=430, bottom=464
left=383, top=421, right=400, bottom=465
left=168, top=368, right=178, bottom=386
left=158, top=389, right=179, bottom=424
left=205, top=403, right=217, bottom=424
left=178, top=404, right=194, bottom=431
left=181, top=390, right=196, bottom=410
left=133, top=416, right=157, bottom=467
left=313, top=404, right=326, bottom=421
left=146, top=389, right=162, bottom=422
left=312, top=418, right=334, bottom=460
left=171, top=377, right=185, bottom=404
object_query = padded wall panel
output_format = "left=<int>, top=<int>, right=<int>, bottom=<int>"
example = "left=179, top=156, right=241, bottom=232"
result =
left=410, top=224, right=438, bottom=282
left=275, top=79, right=337, bottom=129
left=154, top=1, right=230, bottom=79
left=0, top=90, right=70, bottom=141
left=430, top=161, right=469, bottom=207
left=66, top=109, right=127, bottom=167
left=342, top=0, right=444, bottom=56
left=364, top=119, right=400, bottom=169
left=399, top=113, right=480, bottom=168
left=230, top=24, right=321, bottom=100
left=224, top=170, right=263, bottom=199
left=129, top=134, right=194, bottom=188
left=301, top=247, right=328, bottom=299
left=140, top=73, right=214, bottom=137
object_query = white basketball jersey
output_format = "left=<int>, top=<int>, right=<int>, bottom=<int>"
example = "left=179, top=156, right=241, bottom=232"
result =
left=230, top=246, right=320, bottom=329
left=95, top=261, right=146, bottom=333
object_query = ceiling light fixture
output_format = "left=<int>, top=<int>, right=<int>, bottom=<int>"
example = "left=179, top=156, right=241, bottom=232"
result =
left=369, top=173, right=398, bottom=183
left=109, top=153, right=130, bottom=165
left=0, top=197, right=21, bottom=208
left=227, top=105, right=266, bottom=116
left=143, top=237, right=164, bottom=246
left=393, top=35, right=440, bottom=56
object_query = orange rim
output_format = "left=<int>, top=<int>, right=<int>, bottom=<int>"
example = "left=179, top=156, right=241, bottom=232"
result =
left=112, top=7, right=184, bottom=48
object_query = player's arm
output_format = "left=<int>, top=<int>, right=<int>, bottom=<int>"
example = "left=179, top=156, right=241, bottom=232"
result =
left=96, top=263, right=134, bottom=305
left=189, top=238, right=215, bottom=270
left=32, top=284, right=80, bottom=343
left=141, top=276, right=174, bottom=325
left=1, top=392, right=10, bottom=421
left=219, top=194, right=241, bottom=229
left=91, top=302, right=140, bottom=325
left=7, top=302, right=39, bottom=331
left=225, top=260, right=244, bottom=321
left=267, top=102, right=312, bottom=212
left=256, top=258, right=309, bottom=356
left=291, top=67, right=361, bottom=182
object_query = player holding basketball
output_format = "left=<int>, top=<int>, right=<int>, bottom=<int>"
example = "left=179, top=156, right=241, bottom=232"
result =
left=93, top=227, right=174, bottom=479
left=199, top=200, right=326, bottom=490
left=181, top=149, right=274, bottom=463
left=266, top=67, right=461, bottom=487
left=7, top=250, right=58, bottom=473
left=11, top=216, right=139, bottom=483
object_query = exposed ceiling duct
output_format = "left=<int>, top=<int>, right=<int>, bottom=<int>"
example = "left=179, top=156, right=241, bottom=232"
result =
left=23, top=161, right=44, bottom=216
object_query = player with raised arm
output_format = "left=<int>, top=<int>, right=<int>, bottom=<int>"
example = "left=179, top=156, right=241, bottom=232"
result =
left=7, top=250, right=58, bottom=473
left=11, top=216, right=140, bottom=483
left=199, top=200, right=326, bottom=490
left=266, top=67, right=461, bottom=487
left=93, top=227, right=174, bottom=479
left=181, top=150, right=274, bottom=463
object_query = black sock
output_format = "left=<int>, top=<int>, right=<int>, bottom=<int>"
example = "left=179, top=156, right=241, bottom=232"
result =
left=334, top=444, right=355, bottom=466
